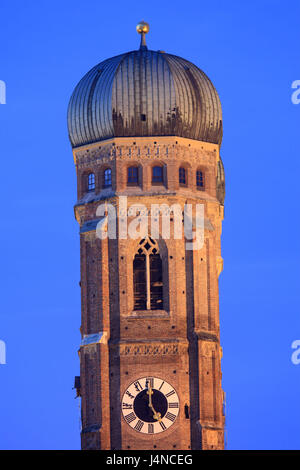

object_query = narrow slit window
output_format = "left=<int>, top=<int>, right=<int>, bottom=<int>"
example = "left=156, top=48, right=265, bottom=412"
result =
left=150, top=254, right=163, bottom=309
left=133, top=254, right=147, bottom=310
left=184, top=404, right=190, bottom=419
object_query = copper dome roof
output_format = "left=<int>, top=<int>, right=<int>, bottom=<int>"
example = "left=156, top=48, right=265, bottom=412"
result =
left=67, top=32, right=222, bottom=148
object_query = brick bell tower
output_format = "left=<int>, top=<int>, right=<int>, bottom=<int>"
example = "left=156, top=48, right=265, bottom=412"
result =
left=68, top=22, right=226, bottom=450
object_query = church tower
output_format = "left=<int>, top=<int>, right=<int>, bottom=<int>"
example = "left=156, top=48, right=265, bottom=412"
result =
left=68, top=22, right=226, bottom=450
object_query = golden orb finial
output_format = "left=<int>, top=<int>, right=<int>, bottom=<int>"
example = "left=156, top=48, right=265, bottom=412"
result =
left=136, top=21, right=150, bottom=34
left=136, top=21, right=149, bottom=50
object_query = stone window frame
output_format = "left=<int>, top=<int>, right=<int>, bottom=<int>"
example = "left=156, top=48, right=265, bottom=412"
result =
left=133, top=237, right=163, bottom=311
left=127, top=237, right=170, bottom=316
left=80, top=169, right=96, bottom=196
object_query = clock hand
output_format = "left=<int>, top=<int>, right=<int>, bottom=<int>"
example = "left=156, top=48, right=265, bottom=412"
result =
left=146, top=381, right=153, bottom=407
left=152, top=409, right=162, bottom=421
left=147, top=382, right=162, bottom=422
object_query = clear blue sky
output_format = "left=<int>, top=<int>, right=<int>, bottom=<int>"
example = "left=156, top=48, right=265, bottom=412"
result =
left=0, top=0, right=299, bottom=450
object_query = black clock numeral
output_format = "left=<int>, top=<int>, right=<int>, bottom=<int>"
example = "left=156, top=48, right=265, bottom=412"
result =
left=158, top=381, right=165, bottom=391
left=148, top=423, right=154, bottom=434
left=134, top=420, right=144, bottom=432
left=122, top=403, right=133, bottom=410
left=165, top=412, right=176, bottom=422
left=168, top=402, right=179, bottom=409
left=145, top=377, right=154, bottom=389
left=159, top=421, right=167, bottom=431
left=125, top=391, right=134, bottom=400
left=124, top=412, right=136, bottom=424
left=165, top=390, right=175, bottom=398
left=133, top=381, right=143, bottom=392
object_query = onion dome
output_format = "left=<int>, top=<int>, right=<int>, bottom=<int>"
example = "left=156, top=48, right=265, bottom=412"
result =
left=67, top=21, right=222, bottom=148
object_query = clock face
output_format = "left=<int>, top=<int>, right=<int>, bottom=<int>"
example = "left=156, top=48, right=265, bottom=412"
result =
left=121, top=377, right=180, bottom=434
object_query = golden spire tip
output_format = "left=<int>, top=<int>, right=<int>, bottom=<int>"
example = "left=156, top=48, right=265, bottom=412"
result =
left=136, top=21, right=149, bottom=50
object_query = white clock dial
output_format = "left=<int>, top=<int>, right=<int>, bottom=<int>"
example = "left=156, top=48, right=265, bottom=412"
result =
left=121, top=377, right=180, bottom=434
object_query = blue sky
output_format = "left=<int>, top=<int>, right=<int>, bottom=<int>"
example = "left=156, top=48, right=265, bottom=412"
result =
left=0, top=0, right=299, bottom=450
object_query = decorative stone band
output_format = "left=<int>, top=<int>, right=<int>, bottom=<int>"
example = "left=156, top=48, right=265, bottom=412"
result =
left=74, top=142, right=217, bottom=167
left=118, top=342, right=188, bottom=357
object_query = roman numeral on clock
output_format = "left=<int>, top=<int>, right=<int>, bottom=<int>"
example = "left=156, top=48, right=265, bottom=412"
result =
left=122, top=403, right=133, bottom=410
left=158, top=381, right=165, bottom=391
left=168, top=402, right=179, bottom=408
left=159, top=421, right=167, bottom=431
left=165, top=412, right=176, bottom=422
left=134, top=420, right=144, bottom=432
left=145, top=377, right=154, bottom=388
left=148, top=423, right=154, bottom=434
left=124, top=412, right=136, bottom=424
left=133, top=381, right=143, bottom=392
left=165, top=390, right=175, bottom=398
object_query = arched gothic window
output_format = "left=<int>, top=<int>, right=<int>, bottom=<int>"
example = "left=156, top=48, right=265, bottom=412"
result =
left=103, top=168, right=112, bottom=188
left=88, top=172, right=95, bottom=191
left=133, top=238, right=163, bottom=311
